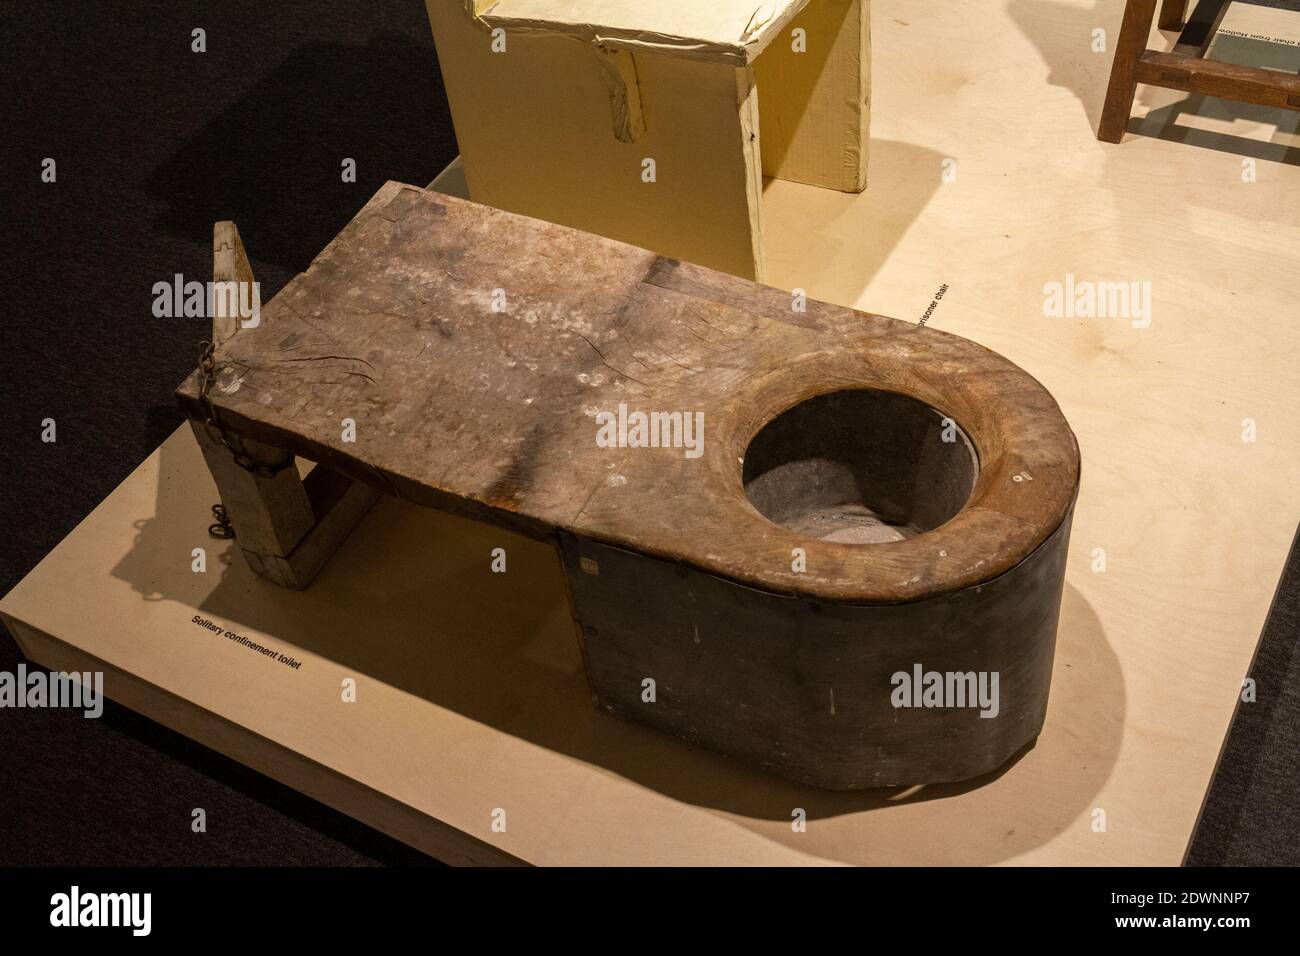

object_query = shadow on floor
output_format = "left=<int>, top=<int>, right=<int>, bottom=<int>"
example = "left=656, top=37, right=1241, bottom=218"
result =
left=147, top=30, right=454, bottom=274
left=1008, top=0, right=1300, bottom=164
left=108, top=427, right=1125, bottom=865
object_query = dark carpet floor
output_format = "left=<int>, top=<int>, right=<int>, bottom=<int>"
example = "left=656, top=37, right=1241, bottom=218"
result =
left=0, top=0, right=1296, bottom=866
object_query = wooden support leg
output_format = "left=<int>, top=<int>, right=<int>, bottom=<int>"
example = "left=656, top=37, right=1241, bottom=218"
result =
left=190, top=420, right=379, bottom=589
left=1159, top=0, right=1189, bottom=31
left=754, top=0, right=871, bottom=193
left=1099, top=0, right=1158, bottom=143
left=1172, top=0, right=1231, bottom=57
left=191, top=421, right=314, bottom=557
left=241, top=466, right=381, bottom=590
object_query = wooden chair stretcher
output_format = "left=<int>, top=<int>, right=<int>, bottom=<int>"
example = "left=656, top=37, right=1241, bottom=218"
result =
left=1099, top=0, right=1300, bottom=143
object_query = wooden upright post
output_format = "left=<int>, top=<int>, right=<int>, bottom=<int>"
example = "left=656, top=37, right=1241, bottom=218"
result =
left=1159, top=0, right=1189, bottom=31
left=1099, top=0, right=1157, bottom=143
left=212, top=221, right=256, bottom=347
left=190, top=223, right=380, bottom=589
left=190, top=420, right=315, bottom=558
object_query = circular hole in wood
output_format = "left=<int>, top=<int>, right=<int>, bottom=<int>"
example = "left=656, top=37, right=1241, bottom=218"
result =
left=742, top=389, right=979, bottom=544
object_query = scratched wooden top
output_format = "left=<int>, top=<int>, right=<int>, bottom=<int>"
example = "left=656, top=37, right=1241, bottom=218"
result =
left=178, top=182, right=1079, bottom=605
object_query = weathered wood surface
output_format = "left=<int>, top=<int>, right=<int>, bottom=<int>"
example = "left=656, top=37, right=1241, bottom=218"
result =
left=189, top=420, right=313, bottom=557
left=178, top=181, right=1079, bottom=607
left=212, top=221, right=256, bottom=346
left=194, top=219, right=382, bottom=590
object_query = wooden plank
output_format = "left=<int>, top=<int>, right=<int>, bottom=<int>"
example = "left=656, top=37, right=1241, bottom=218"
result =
left=176, top=182, right=1078, bottom=608
left=1136, top=49, right=1300, bottom=108
left=754, top=0, right=871, bottom=192
left=472, top=0, right=813, bottom=64
left=212, top=221, right=256, bottom=346
left=241, top=466, right=381, bottom=590
left=425, top=0, right=767, bottom=278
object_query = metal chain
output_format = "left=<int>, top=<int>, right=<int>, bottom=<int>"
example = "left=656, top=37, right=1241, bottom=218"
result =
left=196, top=339, right=291, bottom=541
left=196, top=340, right=291, bottom=479
left=208, top=504, right=235, bottom=540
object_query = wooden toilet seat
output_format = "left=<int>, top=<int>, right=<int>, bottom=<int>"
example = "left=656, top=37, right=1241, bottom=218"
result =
left=178, top=182, right=1081, bottom=788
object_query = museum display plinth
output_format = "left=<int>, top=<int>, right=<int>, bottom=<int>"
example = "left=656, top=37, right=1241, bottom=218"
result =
left=2, top=0, right=1297, bottom=864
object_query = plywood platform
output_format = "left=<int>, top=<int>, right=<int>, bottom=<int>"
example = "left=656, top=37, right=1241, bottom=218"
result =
left=2, top=0, right=1298, bottom=864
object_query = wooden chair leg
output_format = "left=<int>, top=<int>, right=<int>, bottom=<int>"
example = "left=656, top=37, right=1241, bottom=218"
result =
left=1099, top=0, right=1158, bottom=143
left=1159, top=0, right=1188, bottom=31
left=1172, top=0, right=1232, bottom=57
